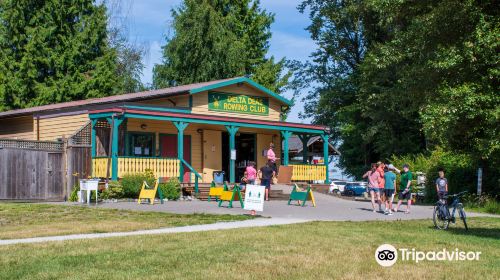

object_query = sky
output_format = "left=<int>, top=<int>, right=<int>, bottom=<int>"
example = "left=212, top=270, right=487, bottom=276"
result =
left=110, top=1, right=348, bottom=179
left=111, top=0, right=315, bottom=123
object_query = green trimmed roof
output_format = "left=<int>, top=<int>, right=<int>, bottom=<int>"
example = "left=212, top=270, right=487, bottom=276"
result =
left=189, top=77, right=293, bottom=106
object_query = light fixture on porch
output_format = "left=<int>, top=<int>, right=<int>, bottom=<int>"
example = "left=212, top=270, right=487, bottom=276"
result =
left=140, top=124, right=147, bottom=130
left=197, top=129, right=203, bottom=134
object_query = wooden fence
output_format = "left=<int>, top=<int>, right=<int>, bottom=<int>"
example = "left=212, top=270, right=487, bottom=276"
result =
left=0, top=128, right=92, bottom=200
left=0, top=147, right=64, bottom=200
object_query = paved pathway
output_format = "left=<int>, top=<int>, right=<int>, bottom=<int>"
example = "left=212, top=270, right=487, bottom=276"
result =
left=86, top=185, right=493, bottom=221
left=4, top=185, right=495, bottom=246
left=0, top=217, right=307, bottom=246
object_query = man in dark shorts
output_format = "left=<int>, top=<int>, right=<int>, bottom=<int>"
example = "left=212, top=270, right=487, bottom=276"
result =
left=258, top=161, right=275, bottom=201
left=395, top=164, right=413, bottom=214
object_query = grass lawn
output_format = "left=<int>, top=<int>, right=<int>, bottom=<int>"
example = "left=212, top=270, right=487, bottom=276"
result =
left=0, top=203, right=252, bottom=239
left=0, top=217, right=498, bottom=279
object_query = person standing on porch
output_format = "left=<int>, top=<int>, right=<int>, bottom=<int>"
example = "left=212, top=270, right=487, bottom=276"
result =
left=258, top=161, right=275, bottom=201
left=267, top=142, right=279, bottom=175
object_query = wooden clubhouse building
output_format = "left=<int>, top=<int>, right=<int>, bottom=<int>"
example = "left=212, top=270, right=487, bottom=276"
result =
left=0, top=77, right=334, bottom=196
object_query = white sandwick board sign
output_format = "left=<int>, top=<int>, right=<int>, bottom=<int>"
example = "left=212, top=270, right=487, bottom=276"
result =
left=244, top=184, right=265, bottom=212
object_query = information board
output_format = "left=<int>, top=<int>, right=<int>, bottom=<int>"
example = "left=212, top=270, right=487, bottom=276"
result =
left=243, top=184, right=265, bottom=212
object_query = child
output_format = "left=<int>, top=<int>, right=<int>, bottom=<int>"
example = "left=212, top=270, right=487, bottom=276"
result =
left=245, top=161, right=257, bottom=185
left=435, top=168, right=448, bottom=200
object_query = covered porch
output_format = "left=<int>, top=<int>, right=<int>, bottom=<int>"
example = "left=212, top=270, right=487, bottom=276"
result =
left=89, top=104, right=332, bottom=192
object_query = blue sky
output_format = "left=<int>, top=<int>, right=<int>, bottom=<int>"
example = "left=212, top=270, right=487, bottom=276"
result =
left=113, top=0, right=315, bottom=123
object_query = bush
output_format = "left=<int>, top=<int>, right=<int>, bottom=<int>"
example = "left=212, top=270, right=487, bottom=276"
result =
left=121, top=169, right=156, bottom=198
left=69, top=183, right=80, bottom=202
left=391, top=148, right=479, bottom=202
left=463, top=193, right=500, bottom=214
left=159, top=178, right=181, bottom=200
left=100, top=180, right=124, bottom=200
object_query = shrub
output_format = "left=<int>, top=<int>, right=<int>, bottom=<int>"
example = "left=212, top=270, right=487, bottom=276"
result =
left=463, top=193, right=500, bottom=214
left=121, top=169, right=156, bottom=198
left=159, top=178, right=181, bottom=200
left=100, top=180, right=124, bottom=200
left=390, top=148, right=478, bottom=202
left=69, top=183, right=80, bottom=202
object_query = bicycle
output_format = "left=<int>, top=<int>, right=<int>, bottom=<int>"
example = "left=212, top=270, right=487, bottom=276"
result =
left=433, top=191, right=468, bottom=230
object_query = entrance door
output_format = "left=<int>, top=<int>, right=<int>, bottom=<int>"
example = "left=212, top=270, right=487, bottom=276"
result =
left=160, top=134, right=191, bottom=182
left=202, top=130, right=222, bottom=183
left=257, top=133, right=273, bottom=169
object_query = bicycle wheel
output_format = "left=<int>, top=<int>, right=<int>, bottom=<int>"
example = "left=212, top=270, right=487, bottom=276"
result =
left=458, top=204, right=468, bottom=230
left=433, top=204, right=449, bottom=230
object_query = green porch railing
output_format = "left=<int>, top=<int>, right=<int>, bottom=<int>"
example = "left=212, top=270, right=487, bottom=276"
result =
left=180, top=158, right=202, bottom=194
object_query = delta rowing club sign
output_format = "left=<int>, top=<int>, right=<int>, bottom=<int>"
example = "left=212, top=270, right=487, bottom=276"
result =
left=208, top=91, right=269, bottom=116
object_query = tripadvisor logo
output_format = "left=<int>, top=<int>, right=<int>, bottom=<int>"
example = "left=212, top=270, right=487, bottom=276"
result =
left=375, top=244, right=481, bottom=267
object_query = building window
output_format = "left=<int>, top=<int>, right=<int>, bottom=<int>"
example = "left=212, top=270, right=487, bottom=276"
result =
left=128, top=132, right=155, bottom=157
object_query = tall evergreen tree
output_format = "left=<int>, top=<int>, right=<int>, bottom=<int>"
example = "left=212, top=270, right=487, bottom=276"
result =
left=153, top=0, right=289, bottom=93
left=0, top=0, right=119, bottom=111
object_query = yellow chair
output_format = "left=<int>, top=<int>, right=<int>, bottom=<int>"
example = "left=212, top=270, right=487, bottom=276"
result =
left=138, top=179, right=163, bottom=205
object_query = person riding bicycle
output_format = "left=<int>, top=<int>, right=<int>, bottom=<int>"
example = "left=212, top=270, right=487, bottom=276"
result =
left=436, top=168, right=448, bottom=201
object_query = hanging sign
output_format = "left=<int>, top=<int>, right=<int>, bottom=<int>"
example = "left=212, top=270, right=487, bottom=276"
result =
left=244, top=184, right=265, bottom=212
left=208, top=92, right=269, bottom=116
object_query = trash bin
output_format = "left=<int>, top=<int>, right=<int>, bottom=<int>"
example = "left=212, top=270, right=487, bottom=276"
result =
left=213, top=171, right=225, bottom=184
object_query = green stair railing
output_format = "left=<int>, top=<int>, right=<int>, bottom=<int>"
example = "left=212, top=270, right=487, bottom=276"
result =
left=180, top=158, right=202, bottom=194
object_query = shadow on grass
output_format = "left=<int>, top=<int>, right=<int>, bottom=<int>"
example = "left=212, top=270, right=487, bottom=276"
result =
left=428, top=225, right=500, bottom=240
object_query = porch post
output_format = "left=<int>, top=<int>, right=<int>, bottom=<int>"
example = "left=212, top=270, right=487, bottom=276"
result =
left=106, top=116, right=125, bottom=181
left=298, top=134, right=311, bottom=163
left=225, top=125, right=239, bottom=183
left=173, top=121, right=189, bottom=182
left=281, top=131, right=292, bottom=166
left=321, top=134, right=330, bottom=184
left=91, top=119, right=98, bottom=157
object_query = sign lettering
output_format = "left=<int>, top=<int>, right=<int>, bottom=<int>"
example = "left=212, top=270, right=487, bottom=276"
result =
left=208, top=92, right=269, bottom=116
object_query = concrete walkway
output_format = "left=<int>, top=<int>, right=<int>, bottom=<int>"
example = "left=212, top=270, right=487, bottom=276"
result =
left=0, top=217, right=307, bottom=246
left=84, top=185, right=494, bottom=221
left=5, top=185, right=495, bottom=246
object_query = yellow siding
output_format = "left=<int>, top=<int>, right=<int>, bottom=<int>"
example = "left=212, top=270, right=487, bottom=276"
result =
left=126, top=119, right=203, bottom=175
left=191, top=84, right=282, bottom=121
left=38, top=114, right=89, bottom=140
left=202, top=130, right=222, bottom=182
left=0, top=115, right=34, bottom=140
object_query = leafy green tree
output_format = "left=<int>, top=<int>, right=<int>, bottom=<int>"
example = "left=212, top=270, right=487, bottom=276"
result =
left=153, top=0, right=289, bottom=93
left=0, top=0, right=121, bottom=111
left=297, top=0, right=499, bottom=181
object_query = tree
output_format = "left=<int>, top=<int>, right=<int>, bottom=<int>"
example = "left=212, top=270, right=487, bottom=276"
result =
left=106, top=0, right=146, bottom=93
left=297, top=0, right=499, bottom=181
left=0, top=0, right=120, bottom=111
left=153, top=0, right=289, bottom=93
left=294, top=0, right=388, bottom=177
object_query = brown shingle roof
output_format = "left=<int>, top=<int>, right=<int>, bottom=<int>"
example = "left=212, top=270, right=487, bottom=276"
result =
left=0, top=77, right=242, bottom=118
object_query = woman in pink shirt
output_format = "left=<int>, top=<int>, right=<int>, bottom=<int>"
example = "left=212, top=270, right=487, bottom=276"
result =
left=363, top=163, right=382, bottom=213
left=245, top=161, right=257, bottom=185
left=267, top=142, right=279, bottom=174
